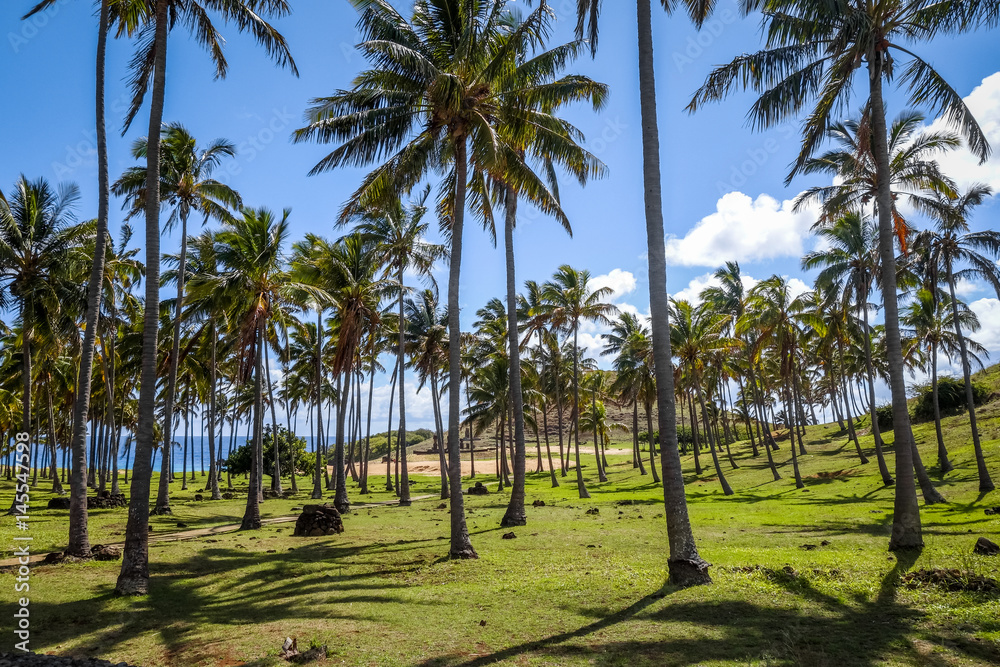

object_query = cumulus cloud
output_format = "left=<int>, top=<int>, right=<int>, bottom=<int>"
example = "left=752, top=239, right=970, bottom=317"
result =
left=925, top=72, right=1000, bottom=192
left=665, top=192, right=818, bottom=267
left=970, top=297, right=1000, bottom=357
left=670, top=271, right=806, bottom=305
left=590, top=268, right=637, bottom=302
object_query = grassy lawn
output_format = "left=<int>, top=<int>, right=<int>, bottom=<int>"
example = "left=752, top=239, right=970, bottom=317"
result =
left=3, top=401, right=1000, bottom=666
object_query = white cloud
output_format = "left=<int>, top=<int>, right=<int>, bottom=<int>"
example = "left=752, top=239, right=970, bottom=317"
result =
left=670, top=271, right=807, bottom=304
left=970, top=297, right=1000, bottom=357
left=590, top=268, right=637, bottom=302
left=925, top=71, right=1000, bottom=192
left=665, top=192, right=818, bottom=267
left=954, top=278, right=984, bottom=299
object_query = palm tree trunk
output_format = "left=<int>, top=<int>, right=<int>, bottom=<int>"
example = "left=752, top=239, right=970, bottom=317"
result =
left=909, top=425, right=946, bottom=505
left=860, top=296, right=893, bottom=484
left=466, top=378, right=476, bottom=479
left=500, top=187, right=527, bottom=526
left=869, top=63, right=922, bottom=550
left=385, top=357, right=398, bottom=492
left=446, top=134, right=476, bottom=558
left=45, top=380, right=63, bottom=495
left=837, top=337, right=869, bottom=465
left=208, top=323, right=221, bottom=499
left=116, top=0, right=168, bottom=594
left=312, top=308, right=324, bottom=499
left=555, top=367, right=566, bottom=477
left=241, top=323, right=264, bottom=530
left=748, top=365, right=780, bottom=480
left=264, top=344, right=282, bottom=495
left=633, top=401, right=646, bottom=475
left=636, top=0, right=708, bottom=586
left=397, top=264, right=412, bottom=506
left=532, top=404, right=543, bottom=473
left=783, top=382, right=804, bottom=489
left=928, top=343, right=952, bottom=474
left=65, top=0, right=111, bottom=555
left=695, top=374, right=733, bottom=495
left=571, top=328, right=590, bottom=499
left=645, top=400, right=660, bottom=484
left=431, top=371, right=449, bottom=500
left=688, top=392, right=702, bottom=475
left=362, top=344, right=376, bottom=495
left=154, top=205, right=190, bottom=515
left=333, top=371, right=351, bottom=513
left=542, top=397, right=558, bottom=486
left=946, top=264, right=994, bottom=492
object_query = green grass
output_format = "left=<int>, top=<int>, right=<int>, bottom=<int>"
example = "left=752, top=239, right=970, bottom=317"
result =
left=3, top=396, right=1000, bottom=666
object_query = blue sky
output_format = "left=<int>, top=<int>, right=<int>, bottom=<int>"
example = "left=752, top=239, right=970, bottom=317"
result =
left=3, top=0, right=1000, bottom=430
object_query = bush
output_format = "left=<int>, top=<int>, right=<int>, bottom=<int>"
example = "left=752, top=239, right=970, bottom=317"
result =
left=875, top=404, right=894, bottom=431
left=913, top=377, right=990, bottom=422
left=225, top=426, right=313, bottom=477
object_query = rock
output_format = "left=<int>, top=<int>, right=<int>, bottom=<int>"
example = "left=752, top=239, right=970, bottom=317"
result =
left=87, top=491, right=128, bottom=509
left=466, top=481, right=490, bottom=495
left=973, top=537, right=999, bottom=556
left=437, top=503, right=448, bottom=509
left=176, top=522, right=188, bottom=529
left=91, top=544, right=122, bottom=561
left=820, top=540, right=831, bottom=547
left=585, top=507, right=599, bottom=515
left=532, top=500, right=545, bottom=507
left=47, top=497, right=71, bottom=510
left=294, top=504, right=345, bottom=537
left=800, top=544, right=818, bottom=550
left=194, top=494, right=204, bottom=501
left=501, top=532, right=517, bottom=539
left=985, top=507, right=999, bottom=516
left=222, top=492, right=234, bottom=500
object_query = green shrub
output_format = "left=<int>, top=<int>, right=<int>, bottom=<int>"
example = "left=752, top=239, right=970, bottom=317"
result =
left=913, top=376, right=990, bottom=422
left=875, top=404, right=894, bottom=431
left=224, top=426, right=313, bottom=477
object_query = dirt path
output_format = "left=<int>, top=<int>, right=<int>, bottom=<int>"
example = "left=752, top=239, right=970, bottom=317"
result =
left=0, top=494, right=435, bottom=567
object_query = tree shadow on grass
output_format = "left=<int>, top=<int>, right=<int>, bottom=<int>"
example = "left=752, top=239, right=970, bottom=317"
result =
left=29, top=541, right=442, bottom=664
left=416, top=549, right=1000, bottom=667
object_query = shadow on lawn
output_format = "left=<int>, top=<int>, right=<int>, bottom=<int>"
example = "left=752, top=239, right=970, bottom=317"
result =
left=415, top=549, right=1000, bottom=667
left=29, top=540, right=441, bottom=663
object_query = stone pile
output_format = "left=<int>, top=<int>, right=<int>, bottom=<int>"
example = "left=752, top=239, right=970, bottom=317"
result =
left=466, top=481, right=489, bottom=495
left=292, top=504, right=344, bottom=537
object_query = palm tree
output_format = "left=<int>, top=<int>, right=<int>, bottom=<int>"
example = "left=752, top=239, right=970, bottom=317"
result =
left=295, top=0, right=564, bottom=560
left=576, top=0, right=717, bottom=587
left=199, top=208, right=310, bottom=530
left=543, top=265, right=617, bottom=498
left=902, top=288, right=984, bottom=475
left=794, top=110, right=958, bottom=239
left=603, top=312, right=648, bottom=477
left=0, top=177, right=86, bottom=515
left=23, top=0, right=113, bottom=559
left=354, top=192, right=444, bottom=506
left=115, top=0, right=296, bottom=596
left=670, top=300, right=734, bottom=495
left=689, top=0, right=996, bottom=550
left=114, top=123, right=240, bottom=514
left=802, top=213, right=893, bottom=485
left=326, top=233, right=389, bottom=513
left=916, top=184, right=1000, bottom=492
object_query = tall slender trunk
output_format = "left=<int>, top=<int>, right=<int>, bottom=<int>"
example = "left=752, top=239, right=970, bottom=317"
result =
left=45, top=380, right=63, bottom=494
left=555, top=369, right=566, bottom=476
left=748, top=365, right=780, bottom=480
left=636, top=0, right=708, bottom=586
left=946, top=265, right=994, bottom=491
left=385, top=357, right=398, bottom=492
left=837, top=337, right=869, bottom=465
left=312, top=309, right=324, bottom=499
left=633, top=401, right=646, bottom=475
left=241, top=322, right=265, bottom=530
left=333, top=370, right=351, bottom=513
left=542, top=396, right=558, bottom=486
left=208, top=324, right=221, bottom=499
left=645, top=400, right=660, bottom=484
left=431, top=371, right=449, bottom=500
left=397, top=265, right=412, bottom=506
left=860, top=295, right=892, bottom=484
left=361, top=345, right=376, bottom=495
left=928, top=343, right=952, bottom=474
left=694, top=374, right=732, bottom=495
left=154, top=206, right=190, bottom=515
left=446, top=135, right=476, bottom=559
left=265, top=344, right=282, bottom=495
left=783, top=382, right=803, bottom=489
left=181, top=387, right=189, bottom=491
left=502, top=187, right=527, bottom=526
left=869, top=62, right=922, bottom=550
left=571, top=328, right=589, bottom=498
left=590, top=384, right=607, bottom=483
left=466, top=379, right=476, bottom=479
left=688, top=392, right=702, bottom=475
left=116, top=0, right=168, bottom=594
left=65, top=0, right=111, bottom=554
